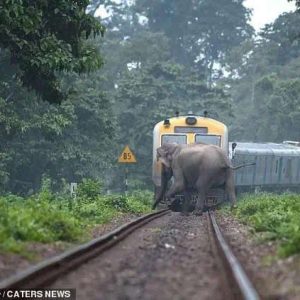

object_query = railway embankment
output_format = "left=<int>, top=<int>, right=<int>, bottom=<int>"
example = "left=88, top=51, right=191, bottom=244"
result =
left=0, top=181, right=152, bottom=280
left=2, top=188, right=300, bottom=299
left=218, top=192, right=300, bottom=299
left=50, top=212, right=227, bottom=300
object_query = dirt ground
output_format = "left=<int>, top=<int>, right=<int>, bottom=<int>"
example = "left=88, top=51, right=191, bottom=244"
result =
left=216, top=212, right=300, bottom=300
left=50, top=212, right=225, bottom=300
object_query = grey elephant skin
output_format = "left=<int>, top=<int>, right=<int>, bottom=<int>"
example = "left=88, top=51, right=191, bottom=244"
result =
left=152, top=143, right=237, bottom=215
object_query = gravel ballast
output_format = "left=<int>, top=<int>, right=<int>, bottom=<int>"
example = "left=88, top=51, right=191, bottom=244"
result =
left=50, top=212, right=225, bottom=300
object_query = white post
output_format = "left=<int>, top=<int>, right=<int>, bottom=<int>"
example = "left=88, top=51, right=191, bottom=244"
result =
left=70, top=182, right=77, bottom=199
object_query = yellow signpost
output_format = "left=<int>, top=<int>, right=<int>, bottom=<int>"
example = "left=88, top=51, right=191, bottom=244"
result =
left=118, top=145, right=137, bottom=194
left=118, top=145, right=137, bottom=163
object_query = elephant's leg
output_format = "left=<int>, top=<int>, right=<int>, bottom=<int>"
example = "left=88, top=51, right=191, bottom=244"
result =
left=193, top=190, right=206, bottom=216
left=165, top=177, right=185, bottom=200
left=152, top=188, right=164, bottom=209
left=225, top=170, right=237, bottom=209
left=182, top=190, right=191, bottom=215
left=194, top=179, right=207, bottom=216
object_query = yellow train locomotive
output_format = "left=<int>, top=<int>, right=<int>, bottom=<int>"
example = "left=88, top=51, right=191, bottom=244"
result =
left=152, top=112, right=228, bottom=209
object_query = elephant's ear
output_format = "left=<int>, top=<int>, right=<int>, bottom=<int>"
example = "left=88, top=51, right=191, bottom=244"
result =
left=157, top=147, right=171, bottom=168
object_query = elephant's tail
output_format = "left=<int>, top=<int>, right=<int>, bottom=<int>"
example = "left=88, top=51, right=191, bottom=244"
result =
left=230, top=162, right=256, bottom=170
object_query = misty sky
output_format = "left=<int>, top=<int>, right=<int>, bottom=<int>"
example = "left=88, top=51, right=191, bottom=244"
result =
left=245, top=0, right=296, bottom=30
left=96, top=0, right=297, bottom=31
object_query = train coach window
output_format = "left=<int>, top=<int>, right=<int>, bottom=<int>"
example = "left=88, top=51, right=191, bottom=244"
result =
left=195, top=134, right=221, bottom=146
left=161, top=134, right=187, bottom=145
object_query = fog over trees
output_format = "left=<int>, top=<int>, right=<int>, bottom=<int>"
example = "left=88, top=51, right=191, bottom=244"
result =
left=1, top=0, right=300, bottom=193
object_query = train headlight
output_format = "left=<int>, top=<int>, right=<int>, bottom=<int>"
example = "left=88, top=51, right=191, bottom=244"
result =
left=185, top=116, right=197, bottom=125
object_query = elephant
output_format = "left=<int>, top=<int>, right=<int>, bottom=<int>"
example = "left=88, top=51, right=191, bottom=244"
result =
left=152, top=143, right=250, bottom=215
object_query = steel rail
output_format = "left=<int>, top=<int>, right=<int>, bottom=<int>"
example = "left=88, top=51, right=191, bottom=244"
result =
left=208, top=210, right=260, bottom=300
left=0, top=209, right=169, bottom=289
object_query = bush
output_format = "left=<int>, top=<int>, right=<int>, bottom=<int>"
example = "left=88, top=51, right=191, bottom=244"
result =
left=77, top=179, right=103, bottom=200
left=0, top=197, right=83, bottom=246
left=129, top=189, right=153, bottom=206
left=0, top=181, right=152, bottom=255
left=102, top=191, right=152, bottom=213
left=230, top=193, right=300, bottom=257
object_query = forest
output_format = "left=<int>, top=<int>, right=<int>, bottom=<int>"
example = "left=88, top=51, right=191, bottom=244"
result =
left=1, top=0, right=300, bottom=194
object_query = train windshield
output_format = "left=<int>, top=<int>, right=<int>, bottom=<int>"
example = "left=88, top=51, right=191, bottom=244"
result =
left=161, top=134, right=187, bottom=144
left=195, top=134, right=221, bottom=146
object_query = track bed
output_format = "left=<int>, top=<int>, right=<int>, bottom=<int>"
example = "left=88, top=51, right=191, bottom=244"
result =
left=50, top=212, right=225, bottom=300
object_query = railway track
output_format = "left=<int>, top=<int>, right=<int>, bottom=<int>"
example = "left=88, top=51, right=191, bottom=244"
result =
left=0, top=209, right=260, bottom=300
left=0, top=209, right=169, bottom=289
left=208, top=211, right=260, bottom=300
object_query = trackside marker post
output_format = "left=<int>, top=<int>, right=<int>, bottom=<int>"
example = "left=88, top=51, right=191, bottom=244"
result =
left=118, top=145, right=137, bottom=195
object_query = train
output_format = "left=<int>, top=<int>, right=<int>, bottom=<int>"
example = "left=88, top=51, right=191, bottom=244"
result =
left=152, top=112, right=228, bottom=208
left=231, top=141, right=300, bottom=193
left=152, top=112, right=300, bottom=209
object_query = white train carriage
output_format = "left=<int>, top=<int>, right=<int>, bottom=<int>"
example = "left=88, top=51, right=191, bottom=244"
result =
left=231, top=142, right=300, bottom=192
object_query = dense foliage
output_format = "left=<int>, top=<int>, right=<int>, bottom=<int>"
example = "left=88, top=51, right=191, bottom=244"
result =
left=230, top=193, right=300, bottom=257
left=96, top=0, right=250, bottom=186
left=1, top=0, right=300, bottom=193
left=0, top=179, right=152, bottom=255
left=229, top=11, right=300, bottom=141
left=0, top=0, right=105, bottom=103
left=0, top=65, right=117, bottom=193
left=135, top=0, right=253, bottom=84
left=0, top=1, right=115, bottom=194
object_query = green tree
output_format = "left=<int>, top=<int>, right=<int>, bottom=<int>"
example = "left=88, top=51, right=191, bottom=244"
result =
left=253, top=75, right=300, bottom=141
left=260, top=12, right=300, bottom=66
left=135, top=0, right=253, bottom=84
left=0, top=47, right=117, bottom=194
left=229, top=12, right=300, bottom=142
left=0, top=0, right=105, bottom=103
left=114, top=61, right=233, bottom=187
left=89, top=0, right=239, bottom=189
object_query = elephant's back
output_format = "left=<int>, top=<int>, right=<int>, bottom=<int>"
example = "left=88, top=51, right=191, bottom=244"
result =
left=179, top=144, right=228, bottom=162
left=178, top=144, right=230, bottom=176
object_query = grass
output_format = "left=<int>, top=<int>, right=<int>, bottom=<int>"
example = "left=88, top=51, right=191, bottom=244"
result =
left=0, top=179, right=152, bottom=256
left=227, top=193, right=300, bottom=257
